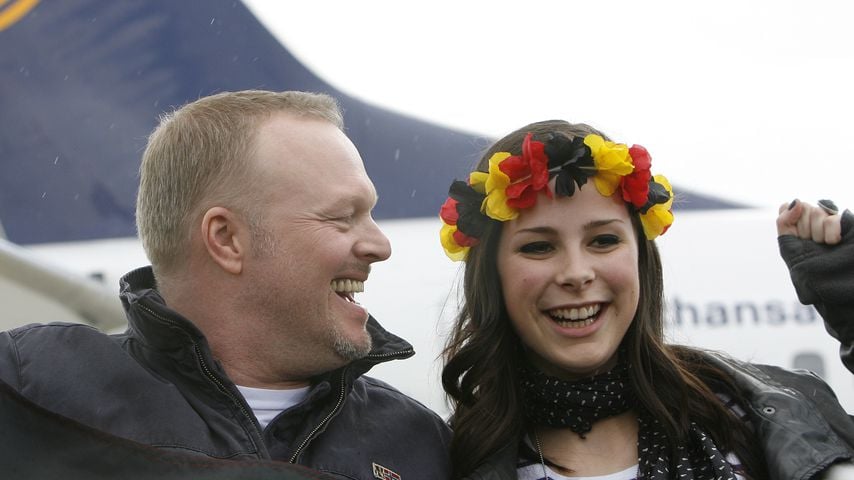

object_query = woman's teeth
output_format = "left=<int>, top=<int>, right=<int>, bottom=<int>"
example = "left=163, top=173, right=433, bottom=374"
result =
left=548, top=304, right=601, bottom=327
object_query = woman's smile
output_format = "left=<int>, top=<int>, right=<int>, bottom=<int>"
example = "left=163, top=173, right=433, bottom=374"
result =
left=497, top=185, right=640, bottom=379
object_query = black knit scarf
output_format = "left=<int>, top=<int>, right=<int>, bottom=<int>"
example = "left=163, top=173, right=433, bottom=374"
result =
left=519, top=363, right=740, bottom=480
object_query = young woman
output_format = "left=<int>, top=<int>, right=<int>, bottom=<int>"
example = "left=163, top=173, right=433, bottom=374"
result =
left=439, top=120, right=854, bottom=480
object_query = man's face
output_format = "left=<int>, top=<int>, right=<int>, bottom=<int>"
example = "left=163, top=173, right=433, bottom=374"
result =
left=240, top=113, right=391, bottom=377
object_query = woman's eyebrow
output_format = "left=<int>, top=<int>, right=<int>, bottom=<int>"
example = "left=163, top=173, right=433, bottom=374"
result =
left=514, top=218, right=625, bottom=235
left=583, top=218, right=625, bottom=230
left=513, top=226, right=557, bottom=235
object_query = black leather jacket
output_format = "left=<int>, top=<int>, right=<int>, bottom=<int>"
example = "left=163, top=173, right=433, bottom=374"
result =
left=0, top=267, right=452, bottom=480
left=460, top=212, right=854, bottom=480
left=779, top=210, right=854, bottom=375
left=462, top=354, right=854, bottom=480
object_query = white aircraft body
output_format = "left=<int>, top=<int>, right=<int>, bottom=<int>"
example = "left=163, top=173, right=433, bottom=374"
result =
left=2, top=209, right=850, bottom=417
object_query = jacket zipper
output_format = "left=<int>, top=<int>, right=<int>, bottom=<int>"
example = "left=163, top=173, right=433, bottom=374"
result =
left=139, top=301, right=413, bottom=464
left=287, top=348, right=413, bottom=464
left=289, top=372, right=346, bottom=463
left=137, top=303, right=264, bottom=455
left=193, top=343, right=264, bottom=452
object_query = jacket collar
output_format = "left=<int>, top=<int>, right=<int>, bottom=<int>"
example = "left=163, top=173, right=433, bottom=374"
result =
left=119, top=266, right=207, bottom=349
left=119, top=266, right=415, bottom=373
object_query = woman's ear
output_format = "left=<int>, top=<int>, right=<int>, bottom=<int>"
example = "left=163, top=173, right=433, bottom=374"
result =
left=200, top=206, right=246, bottom=275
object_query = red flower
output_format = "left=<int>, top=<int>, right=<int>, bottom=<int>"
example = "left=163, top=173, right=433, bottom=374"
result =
left=499, top=133, right=551, bottom=209
left=453, top=229, right=479, bottom=247
left=439, top=197, right=459, bottom=225
left=620, top=144, right=652, bottom=208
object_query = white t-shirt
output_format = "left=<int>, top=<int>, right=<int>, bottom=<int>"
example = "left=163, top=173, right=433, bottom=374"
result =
left=519, top=461, right=854, bottom=480
left=517, top=463, right=638, bottom=480
left=516, top=434, right=746, bottom=480
left=236, top=384, right=310, bottom=430
left=517, top=455, right=748, bottom=480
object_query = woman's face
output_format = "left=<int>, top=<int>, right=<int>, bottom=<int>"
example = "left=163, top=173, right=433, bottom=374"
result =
left=497, top=184, right=640, bottom=380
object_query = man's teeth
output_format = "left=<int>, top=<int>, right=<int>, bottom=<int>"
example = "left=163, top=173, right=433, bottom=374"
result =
left=330, top=279, right=365, bottom=294
left=548, top=304, right=601, bottom=326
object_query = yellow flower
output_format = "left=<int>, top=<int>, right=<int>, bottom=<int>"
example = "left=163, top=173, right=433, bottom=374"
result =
left=439, top=222, right=469, bottom=261
left=584, top=134, right=635, bottom=196
left=469, top=172, right=487, bottom=195
left=639, top=175, right=674, bottom=240
left=470, top=151, right=518, bottom=221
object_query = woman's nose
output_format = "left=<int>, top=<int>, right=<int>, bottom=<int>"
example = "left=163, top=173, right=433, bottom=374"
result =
left=555, top=253, right=595, bottom=289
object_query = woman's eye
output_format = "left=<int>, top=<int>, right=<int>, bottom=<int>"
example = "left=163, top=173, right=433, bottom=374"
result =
left=519, top=241, right=553, bottom=254
left=591, top=234, right=620, bottom=247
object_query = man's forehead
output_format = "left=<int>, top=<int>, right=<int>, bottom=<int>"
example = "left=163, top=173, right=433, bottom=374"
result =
left=322, top=170, right=379, bottom=206
left=252, top=119, right=363, bottom=174
left=257, top=111, right=342, bottom=141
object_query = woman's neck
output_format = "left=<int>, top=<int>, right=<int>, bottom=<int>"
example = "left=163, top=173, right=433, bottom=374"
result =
left=534, top=409, right=639, bottom=477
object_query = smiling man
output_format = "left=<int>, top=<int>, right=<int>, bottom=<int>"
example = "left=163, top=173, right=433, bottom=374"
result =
left=0, top=91, right=451, bottom=479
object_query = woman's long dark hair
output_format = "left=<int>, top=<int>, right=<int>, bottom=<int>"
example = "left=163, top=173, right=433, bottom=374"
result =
left=441, top=120, right=767, bottom=479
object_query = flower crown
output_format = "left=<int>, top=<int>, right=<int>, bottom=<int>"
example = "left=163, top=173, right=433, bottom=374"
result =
left=439, top=132, right=674, bottom=261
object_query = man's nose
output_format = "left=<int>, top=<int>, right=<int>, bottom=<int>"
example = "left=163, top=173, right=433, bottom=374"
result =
left=357, top=217, right=392, bottom=263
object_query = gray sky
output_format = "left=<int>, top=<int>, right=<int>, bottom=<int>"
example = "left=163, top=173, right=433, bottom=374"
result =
left=246, top=0, right=854, bottom=211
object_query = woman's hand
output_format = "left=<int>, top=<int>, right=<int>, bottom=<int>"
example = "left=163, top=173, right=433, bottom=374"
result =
left=777, top=199, right=842, bottom=245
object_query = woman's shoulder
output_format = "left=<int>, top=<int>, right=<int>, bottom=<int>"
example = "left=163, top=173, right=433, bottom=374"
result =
left=698, top=349, right=854, bottom=474
left=690, top=348, right=831, bottom=391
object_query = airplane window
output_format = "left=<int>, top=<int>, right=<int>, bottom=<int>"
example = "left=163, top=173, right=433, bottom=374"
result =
left=792, top=352, right=825, bottom=378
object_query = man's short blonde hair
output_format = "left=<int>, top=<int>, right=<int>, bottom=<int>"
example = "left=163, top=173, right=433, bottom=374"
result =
left=136, top=90, right=343, bottom=274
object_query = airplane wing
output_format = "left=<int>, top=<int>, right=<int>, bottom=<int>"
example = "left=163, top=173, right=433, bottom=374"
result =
left=0, top=237, right=124, bottom=330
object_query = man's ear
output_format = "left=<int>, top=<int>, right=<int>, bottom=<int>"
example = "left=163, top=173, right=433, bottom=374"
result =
left=201, top=207, right=246, bottom=275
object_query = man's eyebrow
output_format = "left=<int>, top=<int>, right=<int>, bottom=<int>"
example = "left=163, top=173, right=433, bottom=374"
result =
left=326, top=191, right=379, bottom=212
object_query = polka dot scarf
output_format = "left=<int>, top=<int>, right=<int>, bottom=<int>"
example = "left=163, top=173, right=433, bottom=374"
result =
left=520, top=362, right=633, bottom=438
left=519, top=363, right=739, bottom=480
left=636, top=415, right=738, bottom=479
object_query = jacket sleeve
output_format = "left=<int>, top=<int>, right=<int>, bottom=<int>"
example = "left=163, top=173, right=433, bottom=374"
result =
left=778, top=210, right=854, bottom=374
left=0, top=330, right=22, bottom=391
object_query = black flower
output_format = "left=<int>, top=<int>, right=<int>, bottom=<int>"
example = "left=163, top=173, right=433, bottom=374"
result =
left=544, top=133, right=595, bottom=197
left=448, top=180, right=491, bottom=238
